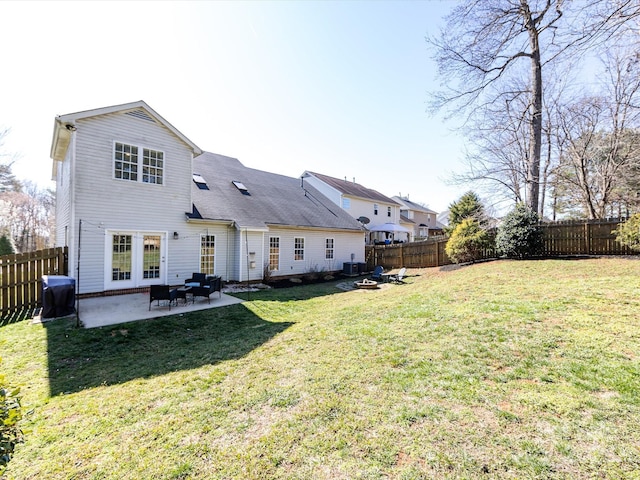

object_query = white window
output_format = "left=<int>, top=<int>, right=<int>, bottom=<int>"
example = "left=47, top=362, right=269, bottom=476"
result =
left=325, top=238, right=334, bottom=260
left=294, top=237, right=305, bottom=261
left=114, top=142, right=163, bottom=185
left=342, top=197, right=350, bottom=209
left=387, top=206, right=392, bottom=217
left=269, top=237, right=280, bottom=271
left=112, top=234, right=133, bottom=281
left=200, top=235, right=215, bottom=275
left=374, top=204, right=379, bottom=215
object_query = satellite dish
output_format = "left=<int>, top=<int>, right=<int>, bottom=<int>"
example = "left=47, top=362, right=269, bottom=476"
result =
left=358, top=216, right=370, bottom=225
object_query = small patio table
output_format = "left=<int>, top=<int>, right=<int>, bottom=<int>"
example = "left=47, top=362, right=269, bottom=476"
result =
left=176, top=286, right=193, bottom=305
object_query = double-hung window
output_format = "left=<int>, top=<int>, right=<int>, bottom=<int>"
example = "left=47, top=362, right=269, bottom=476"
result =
left=114, top=142, right=164, bottom=185
left=294, top=237, right=305, bottom=261
left=325, top=238, right=334, bottom=260
left=387, top=206, right=392, bottom=217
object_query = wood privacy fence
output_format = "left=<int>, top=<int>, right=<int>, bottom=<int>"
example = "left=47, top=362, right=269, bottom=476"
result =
left=365, top=218, right=633, bottom=271
left=0, top=247, right=68, bottom=321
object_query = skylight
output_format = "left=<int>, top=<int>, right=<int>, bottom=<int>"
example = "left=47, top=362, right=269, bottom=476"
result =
left=193, top=173, right=209, bottom=190
left=232, top=180, right=250, bottom=195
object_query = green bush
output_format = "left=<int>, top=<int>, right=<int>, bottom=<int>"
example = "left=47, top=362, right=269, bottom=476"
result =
left=0, top=358, right=25, bottom=475
left=445, top=218, right=492, bottom=264
left=0, top=235, right=14, bottom=256
left=613, top=214, right=640, bottom=251
left=495, top=203, right=544, bottom=259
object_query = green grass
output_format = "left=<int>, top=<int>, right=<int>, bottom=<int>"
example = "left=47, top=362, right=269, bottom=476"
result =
left=2, top=258, right=640, bottom=479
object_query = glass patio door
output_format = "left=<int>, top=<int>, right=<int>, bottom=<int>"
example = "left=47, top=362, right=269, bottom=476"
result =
left=107, top=232, right=166, bottom=290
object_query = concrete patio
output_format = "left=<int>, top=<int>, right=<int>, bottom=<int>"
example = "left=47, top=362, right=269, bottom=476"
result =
left=36, top=290, right=246, bottom=329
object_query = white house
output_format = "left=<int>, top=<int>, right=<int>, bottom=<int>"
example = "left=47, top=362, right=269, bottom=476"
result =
left=300, top=171, right=404, bottom=244
left=51, top=101, right=365, bottom=295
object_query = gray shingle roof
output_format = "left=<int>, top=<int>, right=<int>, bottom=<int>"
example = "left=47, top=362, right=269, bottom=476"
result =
left=304, top=171, right=399, bottom=205
left=190, top=153, right=365, bottom=232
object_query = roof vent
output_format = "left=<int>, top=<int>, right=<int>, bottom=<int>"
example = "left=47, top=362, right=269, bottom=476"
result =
left=125, top=110, right=155, bottom=122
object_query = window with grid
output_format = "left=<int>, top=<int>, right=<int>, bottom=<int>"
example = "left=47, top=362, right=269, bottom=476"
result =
left=142, top=235, right=161, bottom=279
left=387, top=206, right=391, bottom=217
left=374, top=204, right=379, bottom=215
left=269, top=237, right=280, bottom=271
left=142, top=148, right=164, bottom=184
left=114, top=142, right=164, bottom=185
left=325, top=238, right=334, bottom=260
left=114, top=143, right=138, bottom=181
left=294, top=237, right=304, bottom=261
left=200, top=235, right=215, bottom=275
left=112, top=234, right=132, bottom=281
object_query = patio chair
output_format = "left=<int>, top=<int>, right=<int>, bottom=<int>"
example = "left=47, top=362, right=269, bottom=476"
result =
left=191, top=276, right=222, bottom=304
left=370, top=266, right=384, bottom=281
left=149, top=285, right=178, bottom=310
left=388, top=267, right=407, bottom=284
left=185, top=272, right=207, bottom=286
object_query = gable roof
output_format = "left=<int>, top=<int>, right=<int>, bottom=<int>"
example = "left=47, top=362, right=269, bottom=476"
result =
left=302, top=171, right=399, bottom=205
left=392, top=196, right=438, bottom=215
left=190, top=153, right=365, bottom=232
left=50, top=100, right=201, bottom=162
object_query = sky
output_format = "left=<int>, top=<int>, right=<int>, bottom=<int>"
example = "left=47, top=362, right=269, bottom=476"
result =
left=0, top=0, right=468, bottom=214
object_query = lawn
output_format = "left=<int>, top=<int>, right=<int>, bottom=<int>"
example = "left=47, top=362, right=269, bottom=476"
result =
left=2, top=258, right=640, bottom=479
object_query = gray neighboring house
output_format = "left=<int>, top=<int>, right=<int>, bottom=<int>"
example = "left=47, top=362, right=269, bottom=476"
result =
left=392, top=196, right=442, bottom=240
left=51, top=100, right=365, bottom=295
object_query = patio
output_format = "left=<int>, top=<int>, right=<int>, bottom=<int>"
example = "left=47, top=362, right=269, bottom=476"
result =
left=35, top=290, right=246, bottom=329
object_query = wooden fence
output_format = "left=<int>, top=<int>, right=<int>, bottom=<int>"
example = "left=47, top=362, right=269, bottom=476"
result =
left=365, top=218, right=633, bottom=271
left=0, top=247, right=68, bottom=322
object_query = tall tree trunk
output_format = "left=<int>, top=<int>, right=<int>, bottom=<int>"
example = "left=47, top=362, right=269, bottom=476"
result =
left=526, top=6, right=543, bottom=215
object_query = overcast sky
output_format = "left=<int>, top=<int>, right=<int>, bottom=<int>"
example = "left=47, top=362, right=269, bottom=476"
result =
left=1, top=0, right=468, bottom=213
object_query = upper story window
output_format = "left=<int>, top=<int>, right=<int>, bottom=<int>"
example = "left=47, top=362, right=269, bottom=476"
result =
left=387, top=206, right=392, bottom=217
left=114, top=142, right=164, bottom=185
left=342, top=197, right=350, bottom=209
left=374, top=204, right=379, bottom=215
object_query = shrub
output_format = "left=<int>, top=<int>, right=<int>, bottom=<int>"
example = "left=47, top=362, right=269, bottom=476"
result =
left=613, top=214, right=640, bottom=251
left=495, top=203, right=544, bottom=259
left=0, top=235, right=14, bottom=256
left=0, top=358, right=25, bottom=475
left=445, top=218, right=491, bottom=264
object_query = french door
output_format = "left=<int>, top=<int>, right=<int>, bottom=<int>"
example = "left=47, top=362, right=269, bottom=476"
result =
left=106, top=231, right=166, bottom=289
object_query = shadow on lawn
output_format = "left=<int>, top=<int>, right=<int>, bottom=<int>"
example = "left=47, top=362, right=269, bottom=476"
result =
left=44, top=303, right=293, bottom=396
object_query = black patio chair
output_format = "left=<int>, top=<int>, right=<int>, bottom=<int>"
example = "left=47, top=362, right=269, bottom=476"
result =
left=191, top=276, right=222, bottom=304
left=149, top=285, right=178, bottom=310
left=185, top=272, right=207, bottom=286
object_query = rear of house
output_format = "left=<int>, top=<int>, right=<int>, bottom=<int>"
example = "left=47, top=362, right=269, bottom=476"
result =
left=51, top=101, right=365, bottom=295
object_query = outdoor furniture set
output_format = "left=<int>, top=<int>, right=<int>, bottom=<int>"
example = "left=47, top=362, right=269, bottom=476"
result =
left=149, top=273, right=222, bottom=310
left=354, top=266, right=407, bottom=289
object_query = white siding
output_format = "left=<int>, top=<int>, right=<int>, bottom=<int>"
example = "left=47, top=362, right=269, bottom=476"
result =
left=301, top=175, right=342, bottom=206
left=65, top=112, right=195, bottom=294
left=347, top=196, right=400, bottom=225
left=264, top=227, right=364, bottom=278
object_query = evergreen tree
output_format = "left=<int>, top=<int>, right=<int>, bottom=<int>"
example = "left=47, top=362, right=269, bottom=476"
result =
left=0, top=235, right=14, bottom=255
left=446, top=191, right=485, bottom=234
left=495, top=203, right=544, bottom=259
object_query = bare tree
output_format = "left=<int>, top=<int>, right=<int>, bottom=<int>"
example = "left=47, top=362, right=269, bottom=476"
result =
left=554, top=50, right=640, bottom=218
left=428, top=0, right=640, bottom=215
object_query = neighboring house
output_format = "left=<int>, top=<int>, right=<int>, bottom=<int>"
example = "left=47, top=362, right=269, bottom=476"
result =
left=392, top=196, right=442, bottom=240
left=300, top=171, right=402, bottom=244
left=50, top=101, right=365, bottom=295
